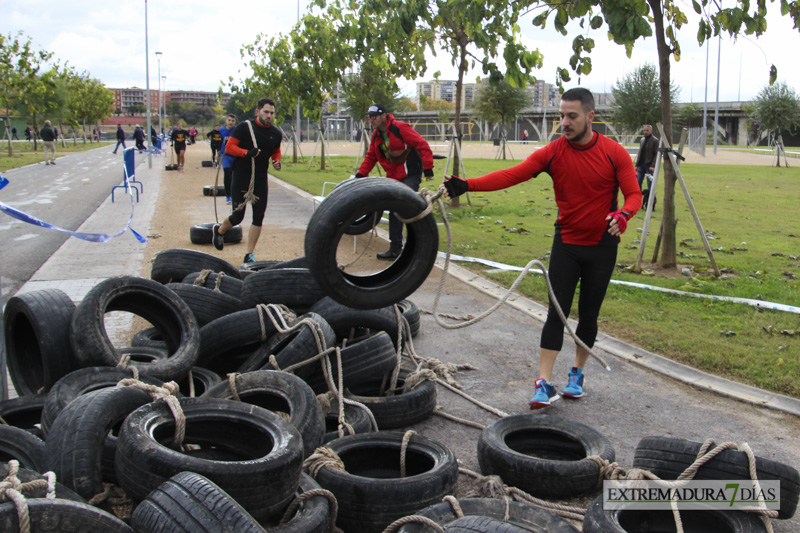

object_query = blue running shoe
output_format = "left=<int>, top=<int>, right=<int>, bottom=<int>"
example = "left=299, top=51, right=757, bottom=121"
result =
left=529, top=378, right=559, bottom=409
left=562, top=367, right=585, bottom=399
left=243, top=253, right=255, bottom=264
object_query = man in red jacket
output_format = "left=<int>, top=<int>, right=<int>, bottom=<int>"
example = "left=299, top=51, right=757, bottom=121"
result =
left=355, top=103, right=435, bottom=259
left=443, top=88, right=642, bottom=410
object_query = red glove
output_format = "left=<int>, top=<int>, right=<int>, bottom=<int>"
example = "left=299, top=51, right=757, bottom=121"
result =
left=608, top=210, right=632, bottom=234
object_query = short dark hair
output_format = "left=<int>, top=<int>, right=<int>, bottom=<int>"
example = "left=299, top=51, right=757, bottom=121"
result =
left=561, top=88, right=595, bottom=113
left=225, top=113, right=236, bottom=119
left=257, top=98, right=276, bottom=110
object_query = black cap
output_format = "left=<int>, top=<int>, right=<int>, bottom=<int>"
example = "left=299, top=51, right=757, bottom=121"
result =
left=367, top=103, right=387, bottom=116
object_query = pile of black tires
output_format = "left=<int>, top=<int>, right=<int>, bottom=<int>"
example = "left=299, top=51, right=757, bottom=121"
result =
left=2, top=248, right=798, bottom=532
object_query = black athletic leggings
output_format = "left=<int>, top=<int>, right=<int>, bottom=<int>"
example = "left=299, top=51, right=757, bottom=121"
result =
left=228, top=170, right=268, bottom=227
left=223, top=167, right=233, bottom=198
left=539, top=238, right=618, bottom=351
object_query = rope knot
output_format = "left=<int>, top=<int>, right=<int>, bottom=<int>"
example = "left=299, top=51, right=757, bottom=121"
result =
left=303, top=447, right=346, bottom=478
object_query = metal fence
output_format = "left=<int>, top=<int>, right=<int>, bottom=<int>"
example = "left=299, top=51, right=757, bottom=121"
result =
left=688, top=127, right=706, bottom=157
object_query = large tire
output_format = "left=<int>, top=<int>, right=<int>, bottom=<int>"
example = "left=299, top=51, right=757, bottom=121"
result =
left=197, top=308, right=280, bottom=372
left=165, top=282, right=243, bottom=326
left=0, top=499, right=133, bottom=532
left=310, top=296, right=407, bottom=347
left=116, top=397, right=303, bottom=523
left=44, top=386, right=154, bottom=499
left=313, top=431, right=459, bottom=533
left=344, top=368, right=436, bottom=429
left=0, top=424, right=46, bottom=472
left=190, top=222, right=243, bottom=245
left=202, top=370, right=325, bottom=459
left=396, top=299, right=421, bottom=338
left=0, top=394, right=46, bottom=438
left=238, top=312, right=336, bottom=379
left=182, top=270, right=243, bottom=299
left=70, top=276, right=200, bottom=382
left=42, top=366, right=164, bottom=436
left=305, top=177, right=439, bottom=310
left=240, top=268, right=326, bottom=313
left=397, top=497, right=579, bottom=533
left=582, top=493, right=768, bottom=533
left=303, top=331, right=398, bottom=394
left=477, top=414, right=615, bottom=499
left=131, top=326, right=168, bottom=350
left=633, top=436, right=800, bottom=520
left=331, top=178, right=382, bottom=236
left=151, top=248, right=240, bottom=284
left=4, top=288, right=79, bottom=396
left=130, top=471, right=264, bottom=533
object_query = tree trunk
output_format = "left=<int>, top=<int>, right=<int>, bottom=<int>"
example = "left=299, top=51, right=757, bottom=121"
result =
left=32, top=116, right=39, bottom=151
left=319, top=118, right=326, bottom=171
left=648, top=0, right=677, bottom=269
left=450, top=41, right=469, bottom=208
left=59, top=121, right=67, bottom=148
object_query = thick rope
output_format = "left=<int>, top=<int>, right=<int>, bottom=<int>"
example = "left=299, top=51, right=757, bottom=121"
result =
left=443, top=494, right=466, bottom=518
left=428, top=191, right=610, bottom=371
left=381, top=515, right=445, bottom=533
left=0, top=460, right=58, bottom=533
left=458, top=467, right=587, bottom=522
left=226, top=373, right=242, bottom=402
left=233, top=120, right=261, bottom=212
left=433, top=408, right=486, bottom=430
left=303, top=447, right=347, bottom=478
left=192, top=269, right=212, bottom=287
left=400, top=430, right=416, bottom=478
left=114, top=354, right=140, bottom=380
left=279, top=488, right=342, bottom=533
left=117, top=379, right=185, bottom=449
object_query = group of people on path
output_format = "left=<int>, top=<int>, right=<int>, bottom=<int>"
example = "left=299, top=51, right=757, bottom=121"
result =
left=208, top=88, right=644, bottom=413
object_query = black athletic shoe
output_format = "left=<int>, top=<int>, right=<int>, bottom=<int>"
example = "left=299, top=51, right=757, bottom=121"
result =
left=376, top=249, right=400, bottom=260
left=212, top=224, right=224, bottom=251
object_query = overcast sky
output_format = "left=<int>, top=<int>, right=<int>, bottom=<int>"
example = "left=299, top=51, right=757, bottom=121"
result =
left=3, top=0, right=799, bottom=109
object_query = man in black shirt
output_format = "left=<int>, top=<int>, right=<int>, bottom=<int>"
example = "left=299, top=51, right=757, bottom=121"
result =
left=171, top=123, right=191, bottom=171
left=207, top=124, right=223, bottom=166
left=212, top=98, right=282, bottom=264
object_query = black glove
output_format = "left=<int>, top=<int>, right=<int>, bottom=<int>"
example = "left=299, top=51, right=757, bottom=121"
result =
left=423, top=168, right=434, bottom=178
left=354, top=172, right=365, bottom=178
left=443, top=175, right=468, bottom=198
left=245, top=148, right=259, bottom=158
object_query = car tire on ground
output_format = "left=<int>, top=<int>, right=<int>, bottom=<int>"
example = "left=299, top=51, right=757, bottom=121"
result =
left=477, top=414, right=615, bottom=499
left=151, top=248, right=240, bottom=284
left=190, top=222, right=243, bottom=245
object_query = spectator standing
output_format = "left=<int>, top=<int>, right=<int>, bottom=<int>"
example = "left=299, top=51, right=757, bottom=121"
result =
left=355, top=103, right=435, bottom=259
left=113, top=124, right=126, bottom=154
left=133, top=124, right=146, bottom=150
left=635, top=124, right=659, bottom=191
left=11, top=127, right=18, bottom=140
left=24, top=126, right=32, bottom=142
left=522, top=129, right=528, bottom=144
left=39, top=120, right=57, bottom=165
left=442, top=88, right=642, bottom=410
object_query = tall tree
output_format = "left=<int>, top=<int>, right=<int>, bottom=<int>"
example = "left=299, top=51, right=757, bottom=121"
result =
left=471, top=79, right=531, bottom=159
left=69, top=75, right=113, bottom=143
left=340, top=63, right=403, bottom=132
left=0, top=32, right=53, bottom=156
left=751, top=82, right=800, bottom=167
left=611, top=63, right=679, bottom=134
left=533, top=0, right=799, bottom=270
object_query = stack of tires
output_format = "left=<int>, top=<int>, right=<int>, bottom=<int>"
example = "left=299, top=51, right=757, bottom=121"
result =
left=0, top=248, right=441, bottom=531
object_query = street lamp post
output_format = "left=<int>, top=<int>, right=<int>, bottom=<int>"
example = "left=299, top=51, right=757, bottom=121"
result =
left=144, top=0, right=152, bottom=168
left=162, top=76, right=166, bottom=132
left=155, top=51, right=162, bottom=137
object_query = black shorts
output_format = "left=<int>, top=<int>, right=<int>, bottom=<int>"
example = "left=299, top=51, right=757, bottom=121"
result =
left=174, top=142, right=186, bottom=154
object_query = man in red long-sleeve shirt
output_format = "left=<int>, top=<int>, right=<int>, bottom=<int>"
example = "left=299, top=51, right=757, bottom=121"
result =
left=213, top=98, right=282, bottom=264
left=443, top=88, right=642, bottom=409
left=356, top=103, right=435, bottom=259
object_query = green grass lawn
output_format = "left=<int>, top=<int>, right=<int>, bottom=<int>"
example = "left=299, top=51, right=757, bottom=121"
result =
left=278, top=155, right=800, bottom=398
left=0, top=141, right=113, bottom=172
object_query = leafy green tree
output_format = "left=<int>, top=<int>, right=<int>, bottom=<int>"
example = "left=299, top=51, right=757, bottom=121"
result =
left=751, top=82, right=800, bottom=167
left=341, top=64, right=403, bottom=132
left=471, top=79, right=531, bottom=159
left=611, top=64, right=679, bottom=134
left=69, top=75, right=113, bottom=143
left=0, top=32, right=53, bottom=155
left=673, top=102, right=702, bottom=133
left=224, top=93, right=250, bottom=122
left=532, top=0, right=800, bottom=270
